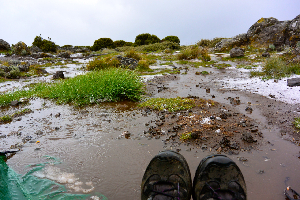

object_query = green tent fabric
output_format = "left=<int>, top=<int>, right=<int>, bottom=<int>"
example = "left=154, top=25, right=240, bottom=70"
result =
left=0, top=155, right=107, bottom=200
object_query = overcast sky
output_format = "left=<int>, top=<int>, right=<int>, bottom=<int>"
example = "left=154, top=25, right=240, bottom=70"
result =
left=1, top=0, right=299, bottom=47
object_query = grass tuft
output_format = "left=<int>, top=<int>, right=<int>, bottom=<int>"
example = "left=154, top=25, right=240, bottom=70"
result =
left=138, top=97, right=195, bottom=112
left=0, top=68, right=144, bottom=107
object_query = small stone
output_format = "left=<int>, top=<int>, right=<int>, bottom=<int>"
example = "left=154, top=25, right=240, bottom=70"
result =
left=11, top=100, right=20, bottom=106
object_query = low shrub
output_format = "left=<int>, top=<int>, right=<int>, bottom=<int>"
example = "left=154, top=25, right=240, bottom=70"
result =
left=162, top=36, right=180, bottom=45
left=124, top=49, right=142, bottom=60
left=86, top=56, right=120, bottom=71
left=136, top=41, right=180, bottom=52
left=137, top=60, right=151, bottom=71
left=135, top=33, right=160, bottom=46
left=12, top=41, right=30, bottom=55
left=177, top=46, right=201, bottom=60
left=92, top=38, right=115, bottom=51
left=114, top=40, right=126, bottom=47
left=32, top=36, right=57, bottom=53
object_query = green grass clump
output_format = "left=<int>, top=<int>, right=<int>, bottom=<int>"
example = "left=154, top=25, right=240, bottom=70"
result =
left=294, top=118, right=300, bottom=129
left=135, top=41, right=180, bottom=52
left=0, top=68, right=144, bottom=107
left=86, top=56, right=120, bottom=70
left=138, top=97, right=195, bottom=112
left=0, top=108, right=33, bottom=123
left=177, top=46, right=201, bottom=60
left=0, top=115, right=12, bottom=123
left=180, top=132, right=192, bottom=140
left=34, top=68, right=144, bottom=105
left=263, top=57, right=300, bottom=79
left=215, top=63, right=231, bottom=69
left=11, top=108, right=33, bottom=117
left=124, top=49, right=142, bottom=60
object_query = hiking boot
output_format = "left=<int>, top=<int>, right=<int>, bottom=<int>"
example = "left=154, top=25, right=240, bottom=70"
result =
left=192, top=154, right=247, bottom=200
left=141, top=150, right=192, bottom=200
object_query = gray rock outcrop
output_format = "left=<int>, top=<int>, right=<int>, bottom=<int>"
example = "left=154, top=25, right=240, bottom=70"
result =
left=0, top=39, right=10, bottom=51
left=215, top=14, right=300, bottom=50
left=230, top=47, right=244, bottom=57
left=115, top=55, right=138, bottom=70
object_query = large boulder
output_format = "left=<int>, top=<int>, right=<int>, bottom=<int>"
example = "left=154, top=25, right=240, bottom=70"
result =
left=0, top=39, right=10, bottom=51
left=286, top=14, right=300, bottom=47
left=214, top=14, right=300, bottom=50
left=230, top=47, right=244, bottom=57
left=247, top=17, right=289, bottom=48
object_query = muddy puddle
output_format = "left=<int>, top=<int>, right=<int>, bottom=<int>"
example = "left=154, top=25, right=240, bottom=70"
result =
left=1, top=56, right=300, bottom=199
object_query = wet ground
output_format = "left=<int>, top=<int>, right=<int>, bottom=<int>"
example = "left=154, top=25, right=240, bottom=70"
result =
left=1, top=54, right=300, bottom=199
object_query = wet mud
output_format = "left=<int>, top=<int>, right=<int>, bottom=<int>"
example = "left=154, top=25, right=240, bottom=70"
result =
left=1, top=56, right=300, bottom=199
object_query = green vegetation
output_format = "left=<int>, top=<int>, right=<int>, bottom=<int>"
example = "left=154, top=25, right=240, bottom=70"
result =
left=201, top=71, right=209, bottom=75
left=262, top=57, right=300, bottom=79
left=0, top=115, right=12, bottom=123
left=177, top=46, right=211, bottom=61
left=214, top=63, right=231, bottom=69
left=177, top=46, right=201, bottom=60
left=32, top=36, right=57, bottom=53
left=160, top=62, right=173, bottom=65
left=162, top=36, right=180, bottom=45
left=92, top=38, right=115, bottom=51
left=138, top=97, right=195, bottom=112
left=86, top=55, right=120, bottom=70
left=12, top=41, right=31, bottom=56
left=0, top=68, right=144, bottom=107
left=136, top=41, right=180, bottom=52
left=197, top=38, right=225, bottom=48
left=294, top=117, right=300, bottom=129
left=180, top=132, right=192, bottom=140
left=135, top=33, right=160, bottom=46
left=0, top=108, right=33, bottom=123
left=124, top=49, right=142, bottom=60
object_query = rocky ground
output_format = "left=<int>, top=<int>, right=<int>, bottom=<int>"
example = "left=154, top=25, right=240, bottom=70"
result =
left=1, top=49, right=300, bottom=199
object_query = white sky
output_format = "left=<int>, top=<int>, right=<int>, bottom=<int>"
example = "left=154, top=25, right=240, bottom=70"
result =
left=1, top=0, right=299, bottom=46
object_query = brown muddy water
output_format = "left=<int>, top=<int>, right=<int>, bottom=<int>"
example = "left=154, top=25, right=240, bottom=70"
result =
left=1, top=57, right=300, bottom=200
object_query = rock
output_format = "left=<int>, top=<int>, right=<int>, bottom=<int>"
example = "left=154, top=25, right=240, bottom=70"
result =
left=31, top=52, right=53, bottom=58
left=53, top=71, right=64, bottom=79
left=0, top=39, right=10, bottom=51
left=58, top=51, right=71, bottom=58
left=287, top=78, right=300, bottom=87
left=191, top=131, right=201, bottom=139
left=215, top=14, right=300, bottom=50
left=11, top=100, right=20, bottom=106
left=18, top=62, right=30, bottom=72
left=286, top=14, right=300, bottom=46
left=241, top=132, right=257, bottom=143
left=262, top=52, right=270, bottom=57
left=230, top=47, right=244, bottom=57
left=115, top=55, right=138, bottom=70
left=30, top=45, right=42, bottom=53
left=215, top=34, right=248, bottom=51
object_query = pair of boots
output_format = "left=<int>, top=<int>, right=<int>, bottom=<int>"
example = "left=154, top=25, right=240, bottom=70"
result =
left=141, top=151, right=247, bottom=200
